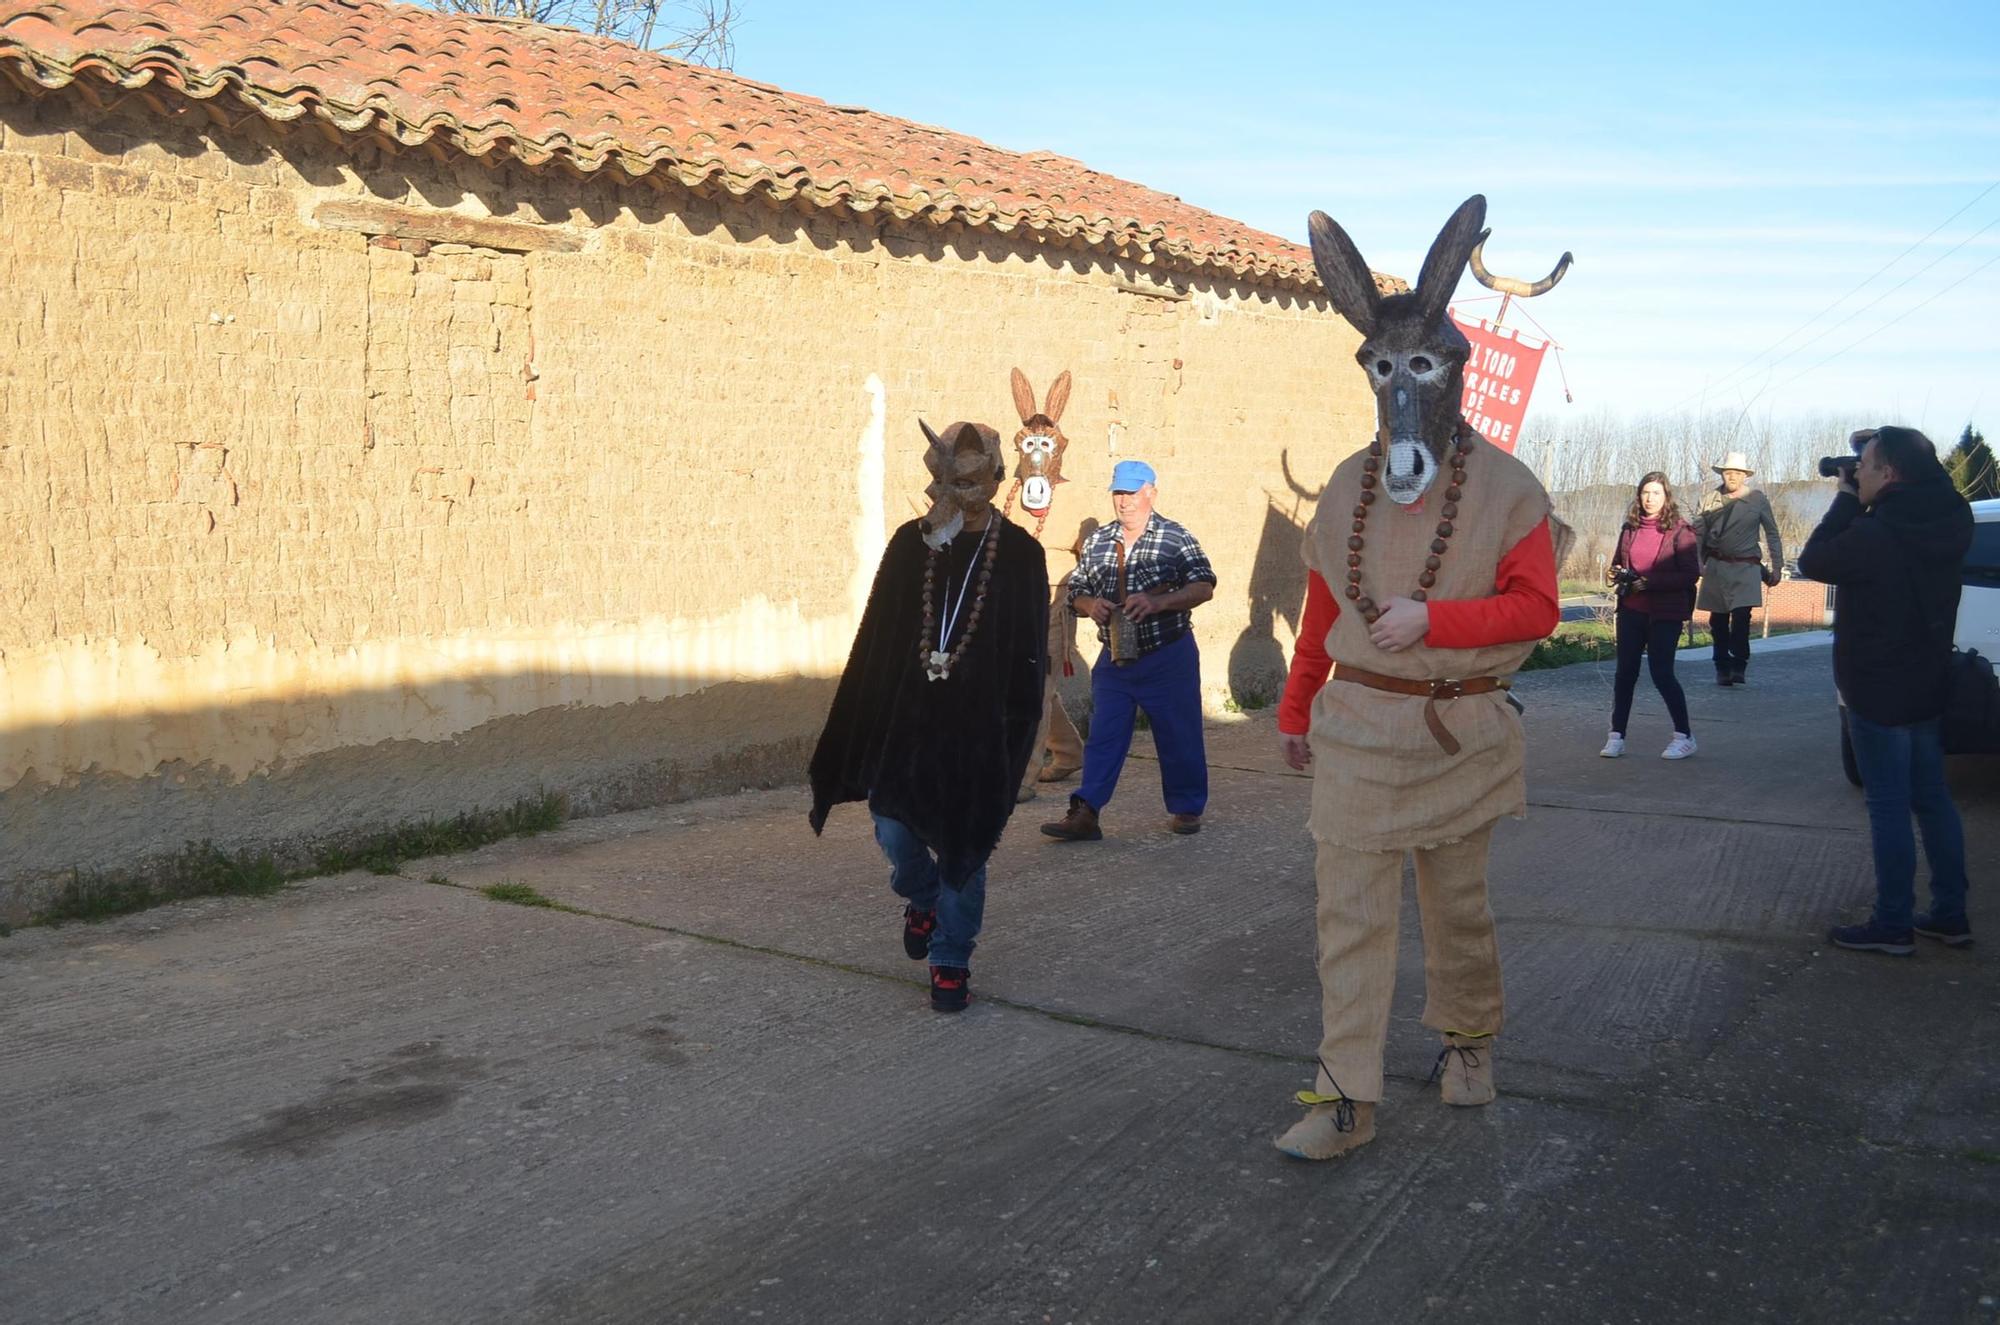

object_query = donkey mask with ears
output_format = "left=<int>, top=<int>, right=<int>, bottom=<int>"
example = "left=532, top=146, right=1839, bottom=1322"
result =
left=1008, top=368, right=1072, bottom=516
left=1308, top=194, right=1486, bottom=505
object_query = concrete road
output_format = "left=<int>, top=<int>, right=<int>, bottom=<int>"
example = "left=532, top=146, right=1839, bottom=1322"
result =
left=5, top=640, right=1998, bottom=1324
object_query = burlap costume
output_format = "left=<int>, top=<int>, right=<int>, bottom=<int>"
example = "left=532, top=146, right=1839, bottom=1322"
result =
left=1301, top=434, right=1552, bottom=851
left=1694, top=488, right=1783, bottom=613
left=1297, top=433, right=1552, bottom=1101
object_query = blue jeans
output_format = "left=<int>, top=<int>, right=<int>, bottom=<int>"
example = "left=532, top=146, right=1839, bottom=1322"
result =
left=1845, top=712, right=1970, bottom=930
left=1076, top=631, right=1209, bottom=816
left=871, top=813, right=986, bottom=968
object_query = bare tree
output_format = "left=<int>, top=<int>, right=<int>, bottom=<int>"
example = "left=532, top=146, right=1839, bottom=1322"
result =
left=1520, top=407, right=1874, bottom=581
left=432, top=0, right=740, bottom=67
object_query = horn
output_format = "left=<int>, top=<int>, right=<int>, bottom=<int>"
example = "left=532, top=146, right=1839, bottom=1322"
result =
left=919, top=418, right=945, bottom=450
left=1279, top=449, right=1324, bottom=504
left=1468, top=230, right=1573, bottom=298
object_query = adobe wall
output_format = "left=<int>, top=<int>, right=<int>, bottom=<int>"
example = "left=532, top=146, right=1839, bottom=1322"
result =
left=0, top=76, right=1374, bottom=917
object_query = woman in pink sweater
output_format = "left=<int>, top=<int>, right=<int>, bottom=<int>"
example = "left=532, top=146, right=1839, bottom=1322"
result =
left=1602, top=472, right=1701, bottom=759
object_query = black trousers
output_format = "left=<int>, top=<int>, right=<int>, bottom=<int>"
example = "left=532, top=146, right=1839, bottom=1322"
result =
left=1709, top=606, right=1753, bottom=675
left=1612, top=608, right=1692, bottom=737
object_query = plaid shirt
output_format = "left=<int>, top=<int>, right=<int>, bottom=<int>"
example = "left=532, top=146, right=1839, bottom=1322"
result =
left=1067, top=512, right=1218, bottom=655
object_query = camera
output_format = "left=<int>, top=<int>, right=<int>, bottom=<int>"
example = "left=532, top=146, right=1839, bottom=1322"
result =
left=1817, top=429, right=1872, bottom=481
left=1609, top=566, right=1643, bottom=596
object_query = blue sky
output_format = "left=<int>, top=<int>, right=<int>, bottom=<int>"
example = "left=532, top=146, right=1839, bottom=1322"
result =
left=725, top=0, right=1998, bottom=442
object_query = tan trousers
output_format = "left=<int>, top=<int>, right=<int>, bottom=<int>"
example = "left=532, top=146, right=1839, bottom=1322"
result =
left=1311, top=823, right=1504, bottom=1102
left=1029, top=581, right=1084, bottom=779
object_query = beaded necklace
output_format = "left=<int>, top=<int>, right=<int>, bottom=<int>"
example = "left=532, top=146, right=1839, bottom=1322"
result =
left=999, top=480, right=1051, bottom=540
left=1343, top=428, right=1474, bottom=625
left=919, top=517, right=1000, bottom=681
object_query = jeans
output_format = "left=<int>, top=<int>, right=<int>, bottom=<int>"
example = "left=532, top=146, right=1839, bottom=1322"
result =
left=1076, top=631, right=1208, bottom=816
left=1844, top=712, right=1970, bottom=930
left=1611, top=607, right=1691, bottom=737
left=871, top=813, right=986, bottom=968
left=1710, top=606, right=1753, bottom=675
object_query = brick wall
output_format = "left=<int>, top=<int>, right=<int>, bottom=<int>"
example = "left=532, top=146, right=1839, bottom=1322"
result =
left=0, top=77, right=1378, bottom=914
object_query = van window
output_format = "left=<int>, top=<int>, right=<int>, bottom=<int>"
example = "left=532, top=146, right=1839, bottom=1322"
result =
left=1967, top=520, right=2000, bottom=588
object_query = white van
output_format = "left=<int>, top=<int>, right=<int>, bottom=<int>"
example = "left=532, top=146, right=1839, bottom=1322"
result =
left=1839, top=496, right=2000, bottom=784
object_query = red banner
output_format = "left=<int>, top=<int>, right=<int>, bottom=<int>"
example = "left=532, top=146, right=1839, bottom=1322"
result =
left=1449, top=310, right=1548, bottom=454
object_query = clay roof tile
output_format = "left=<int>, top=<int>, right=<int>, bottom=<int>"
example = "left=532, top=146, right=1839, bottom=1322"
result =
left=0, top=0, right=1341, bottom=288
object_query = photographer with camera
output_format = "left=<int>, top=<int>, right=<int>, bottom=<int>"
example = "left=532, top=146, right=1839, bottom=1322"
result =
left=1600, top=472, right=1701, bottom=759
left=1798, top=426, right=1973, bottom=954
left=1693, top=452, right=1785, bottom=687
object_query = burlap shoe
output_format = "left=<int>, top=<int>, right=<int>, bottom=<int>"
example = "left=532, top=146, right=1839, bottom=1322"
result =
left=1273, top=1096, right=1377, bottom=1161
left=1431, top=1032, right=1496, bottom=1107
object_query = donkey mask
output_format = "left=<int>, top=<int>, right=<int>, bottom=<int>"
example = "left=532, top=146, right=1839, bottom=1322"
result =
left=918, top=419, right=1006, bottom=549
left=1308, top=195, right=1487, bottom=505
left=1008, top=368, right=1073, bottom=515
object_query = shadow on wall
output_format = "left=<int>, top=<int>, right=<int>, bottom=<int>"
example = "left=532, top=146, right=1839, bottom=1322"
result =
left=0, top=671, right=836, bottom=923
left=1228, top=452, right=1317, bottom=710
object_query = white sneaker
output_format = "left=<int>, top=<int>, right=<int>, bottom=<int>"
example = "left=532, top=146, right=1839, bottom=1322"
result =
left=1599, top=734, right=1625, bottom=758
left=1662, top=734, right=1697, bottom=760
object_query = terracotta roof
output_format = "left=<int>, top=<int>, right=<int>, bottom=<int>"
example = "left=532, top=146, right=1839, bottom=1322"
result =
left=0, top=0, right=1334, bottom=289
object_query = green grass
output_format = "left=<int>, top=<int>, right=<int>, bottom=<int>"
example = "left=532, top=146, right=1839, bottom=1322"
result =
left=1223, top=687, right=1273, bottom=715
left=479, top=881, right=559, bottom=908
left=1521, top=619, right=1820, bottom=672
left=308, top=792, right=566, bottom=877
left=32, top=791, right=568, bottom=928
left=39, top=841, right=287, bottom=925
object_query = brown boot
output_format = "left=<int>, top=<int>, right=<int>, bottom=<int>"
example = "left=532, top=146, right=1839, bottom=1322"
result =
left=1273, top=1096, right=1377, bottom=1161
left=1039, top=795, right=1102, bottom=841
left=1037, top=761, right=1081, bottom=783
left=1431, top=1032, right=1496, bottom=1107
left=1168, top=813, right=1202, bottom=835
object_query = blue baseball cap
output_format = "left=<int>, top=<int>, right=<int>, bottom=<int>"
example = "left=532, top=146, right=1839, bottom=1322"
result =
left=1109, top=460, right=1157, bottom=492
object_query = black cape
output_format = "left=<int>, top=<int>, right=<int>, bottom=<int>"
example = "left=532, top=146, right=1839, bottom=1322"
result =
left=809, top=517, right=1049, bottom=887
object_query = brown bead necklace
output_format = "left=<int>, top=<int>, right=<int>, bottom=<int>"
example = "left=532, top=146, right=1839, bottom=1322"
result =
left=1000, top=480, right=1051, bottom=540
left=919, top=517, right=1001, bottom=681
left=1343, top=429, right=1474, bottom=625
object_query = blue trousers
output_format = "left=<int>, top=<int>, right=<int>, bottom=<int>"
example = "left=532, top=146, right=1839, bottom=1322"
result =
left=1076, top=631, right=1209, bottom=816
left=1846, top=712, right=1970, bottom=930
left=871, top=813, right=986, bottom=968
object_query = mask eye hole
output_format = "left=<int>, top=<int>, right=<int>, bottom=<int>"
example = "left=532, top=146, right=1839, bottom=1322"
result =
left=1410, top=355, right=1433, bottom=374
left=1374, top=359, right=1392, bottom=377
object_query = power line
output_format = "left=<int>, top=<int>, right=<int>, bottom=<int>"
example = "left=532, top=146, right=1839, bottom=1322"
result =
left=1723, top=210, right=2000, bottom=411
left=1769, top=245, right=2000, bottom=395
left=1669, top=179, right=2000, bottom=411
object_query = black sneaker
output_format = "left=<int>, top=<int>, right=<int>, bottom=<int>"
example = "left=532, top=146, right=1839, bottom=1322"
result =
left=1716, top=671, right=1735, bottom=687
left=1914, top=913, right=1974, bottom=947
left=930, top=964, right=970, bottom=1012
left=1730, top=667, right=1747, bottom=686
left=902, top=907, right=937, bottom=961
left=1828, top=921, right=1915, bottom=955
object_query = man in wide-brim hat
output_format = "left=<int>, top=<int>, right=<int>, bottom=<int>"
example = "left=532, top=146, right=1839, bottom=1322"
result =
left=1693, top=451, right=1785, bottom=686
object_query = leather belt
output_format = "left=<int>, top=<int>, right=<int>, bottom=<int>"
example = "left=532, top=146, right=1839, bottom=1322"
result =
left=1330, top=663, right=1509, bottom=756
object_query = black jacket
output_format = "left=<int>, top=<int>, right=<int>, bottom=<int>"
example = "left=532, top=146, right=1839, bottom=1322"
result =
left=808, top=518, right=1048, bottom=887
left=1798, top=476, right=1971, bottom=726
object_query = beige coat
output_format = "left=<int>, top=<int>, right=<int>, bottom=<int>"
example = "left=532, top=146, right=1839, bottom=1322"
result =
left=1693, top=488, right=1782, bottom=612
left=1301, top=436, right=1552, bottom=851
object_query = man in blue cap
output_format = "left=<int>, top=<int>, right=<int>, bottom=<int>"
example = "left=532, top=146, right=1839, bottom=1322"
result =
left=1042, top=460, right=1218, bottom=840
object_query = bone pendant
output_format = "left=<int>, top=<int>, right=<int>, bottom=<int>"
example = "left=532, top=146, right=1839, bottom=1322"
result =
left=926, top=649, right=952, bottom=681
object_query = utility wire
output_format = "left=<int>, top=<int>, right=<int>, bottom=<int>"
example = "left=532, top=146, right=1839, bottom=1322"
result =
left=1769, top=246, right=2000, bottom=395
left=1670, top=180, right=2000, bottom=410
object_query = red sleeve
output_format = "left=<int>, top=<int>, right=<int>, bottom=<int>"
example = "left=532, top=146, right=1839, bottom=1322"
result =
left=1424, top=518, right=1560, bottom=649
left=1278, top=570, right=1340, bottom=735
